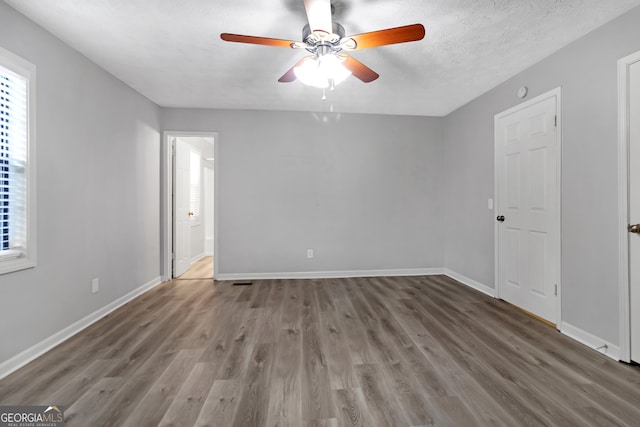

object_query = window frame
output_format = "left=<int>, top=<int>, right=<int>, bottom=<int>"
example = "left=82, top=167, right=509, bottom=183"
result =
left=0, top=46, right=36, bottom=275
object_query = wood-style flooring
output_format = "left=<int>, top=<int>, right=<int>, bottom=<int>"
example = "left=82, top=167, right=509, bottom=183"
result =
left=2, top=261, right=640, bottom=426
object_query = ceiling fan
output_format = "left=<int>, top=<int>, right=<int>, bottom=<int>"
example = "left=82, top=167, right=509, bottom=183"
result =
left=220, top=0, right=425, bottom=90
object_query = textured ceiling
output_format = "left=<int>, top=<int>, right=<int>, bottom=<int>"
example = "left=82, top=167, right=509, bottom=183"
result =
left=5, top=0, right=640, bottom=116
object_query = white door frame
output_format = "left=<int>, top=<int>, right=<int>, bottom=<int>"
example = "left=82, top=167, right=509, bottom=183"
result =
left=162, top=131, right=219, bottom=281
left=494, top=87, right=562, bottom=326
left=617, top=50, right=640, bottom=363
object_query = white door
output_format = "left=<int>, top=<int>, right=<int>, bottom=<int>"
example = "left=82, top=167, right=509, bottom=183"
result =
left=174, top=139, right=191, bottom=277
left=496, top=92, right=560, bottom=323
left=628, top=60, right=640, bottom=363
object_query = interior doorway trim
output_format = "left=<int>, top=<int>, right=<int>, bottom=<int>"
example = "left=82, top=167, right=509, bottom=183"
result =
left=162, top=131, right=219, bottom=281
left=493, top=86, right=562, bottom=326
left=617, top=50, right=640, bottom=363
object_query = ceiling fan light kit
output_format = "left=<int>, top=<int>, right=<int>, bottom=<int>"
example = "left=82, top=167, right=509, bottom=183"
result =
left=293, top=53, right=351, bottom=89
left=220, top=0, right=425, bottom=93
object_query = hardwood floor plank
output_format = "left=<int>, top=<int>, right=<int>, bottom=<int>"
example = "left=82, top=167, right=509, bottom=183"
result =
left=215, top=307, right=261, bottom=380
left=349, top=282, right=401, bottom=364
left=231, top=343, right=275, bottom=427
left=429, top=395, right=481, bottom=427
left=256, top=305, right=282, bottom=344
left=64, top=377, right=124, bottom=426
left=121, top=349, right=203, bottom=427
left=331, top=281, right=377, bottom=365
left=194, top=379, right=241, bottom=427
left=355, top=363, right=411, bottom=426
left=303, top=418, right=339, bottom=427
left=158, top=362, right=219, bottom=426
left=313, top=279, right=335, bottom=313
left=266, top=327, right=302, bottom=427
left=197, top=301, right=251, bottom=365
left=301, top=284, right=335, bottom=421
left=265, top=279, right=287, bottom=313
left=318, top=309, right=357, bottom=390
left=47, top=358, right=122, bottom=410
left=249, top=280, right=272, bottom=309
left=384, top=360, right=438, bottom=426
left=280, top=279, right=303, bottom=332
left=332, top=388, right=372, bottom=427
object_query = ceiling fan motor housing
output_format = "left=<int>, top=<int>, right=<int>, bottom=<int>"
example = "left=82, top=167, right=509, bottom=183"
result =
left=302, top=22, right=345, bottom=53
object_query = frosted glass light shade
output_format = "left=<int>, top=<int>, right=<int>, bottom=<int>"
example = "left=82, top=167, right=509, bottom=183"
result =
left=294, top=54, right=351, bottom=88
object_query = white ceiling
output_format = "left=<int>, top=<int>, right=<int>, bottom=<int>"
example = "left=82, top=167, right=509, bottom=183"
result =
left=5, top=0, right=640, bottom=116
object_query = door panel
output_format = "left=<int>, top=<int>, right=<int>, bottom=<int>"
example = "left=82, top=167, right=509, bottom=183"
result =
left=528, top=230, right=546, bottom=296
left=497, top=94, right=559, bottom=323
left=529, top=148, right=547, bottom=209
left=506, top=229, right=521, bottom=288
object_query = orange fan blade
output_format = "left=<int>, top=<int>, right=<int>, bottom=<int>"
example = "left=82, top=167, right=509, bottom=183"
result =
left=278, top=56, right=313, bottom=83
left=343, top=24, right=425, bottom=50
left=340, top=54, right=379, bottom=83
left=221, top=33, right=297, bottom=48
left=303, top=0, right=333, bottom=34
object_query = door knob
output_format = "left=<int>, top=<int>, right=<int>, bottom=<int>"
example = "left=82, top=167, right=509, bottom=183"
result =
left=628, top=224, right=640, bottom=234
left=496, top=215, right=505, bottom=222
left=188, top=211, right=194, bottom=217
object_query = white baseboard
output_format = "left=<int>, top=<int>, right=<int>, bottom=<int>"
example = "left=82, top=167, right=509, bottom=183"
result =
left=190, top=252, right=207, bottom=265
left=560, top=321, right=620, bottom=361
left=0, top=275, right=163, bottom=381
left=443, top=269, right=496, bottom=297
left=216, top=267, right=444, bottom=281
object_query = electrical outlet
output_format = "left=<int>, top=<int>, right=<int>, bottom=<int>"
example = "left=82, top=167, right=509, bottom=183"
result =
left=307, top=249, right=314, bottom=259
left=92, top=278, right=99, bottom=294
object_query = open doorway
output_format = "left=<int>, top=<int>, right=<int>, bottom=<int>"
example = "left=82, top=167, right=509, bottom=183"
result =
left=162, top=132, right=218, bottom=281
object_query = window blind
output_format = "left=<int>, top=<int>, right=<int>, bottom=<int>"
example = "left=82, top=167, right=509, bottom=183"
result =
left=0, top=65, right=28, bottom=253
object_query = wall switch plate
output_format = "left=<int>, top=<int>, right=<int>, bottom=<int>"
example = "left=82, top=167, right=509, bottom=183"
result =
left=92, top=278, right=99, bottom=294
left=488, top=198, right=494, bottom=210
left=307, top=249, right=314, bottom=259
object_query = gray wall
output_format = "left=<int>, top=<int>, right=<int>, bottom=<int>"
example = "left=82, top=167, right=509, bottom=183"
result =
left=0, top=3, right=161, bottom=363
left=443, top=6, right=640, bottom=345
left=162, top=108, right=444, bottom=275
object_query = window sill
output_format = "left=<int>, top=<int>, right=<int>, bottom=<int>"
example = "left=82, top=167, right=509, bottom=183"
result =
left=0, top=250, right=35, bottom=275
left=0, top=249, right=21, bottom=261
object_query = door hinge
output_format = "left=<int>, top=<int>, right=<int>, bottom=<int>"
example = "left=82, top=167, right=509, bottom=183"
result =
left=554, top=284, right=558, bottom=296
left=172, top=252, right=176, bottom=260
left=554, top=115, right=557, bottom=127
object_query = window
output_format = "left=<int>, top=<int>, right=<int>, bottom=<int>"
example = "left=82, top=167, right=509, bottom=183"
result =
left=190, top=150, right=201, bottom=220
left=0, top=46, right=36, bottom=275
